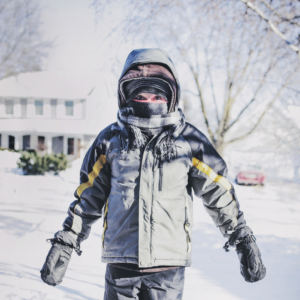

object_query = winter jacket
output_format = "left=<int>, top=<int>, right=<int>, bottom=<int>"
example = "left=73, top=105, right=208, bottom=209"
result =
left=62, top=49, right=245, bottom=268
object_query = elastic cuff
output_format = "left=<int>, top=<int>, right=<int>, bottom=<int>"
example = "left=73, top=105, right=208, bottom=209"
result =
left=54, top=230, right=77, bottom=248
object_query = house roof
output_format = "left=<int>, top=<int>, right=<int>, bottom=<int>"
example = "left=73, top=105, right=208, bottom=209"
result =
left=0, top=71, right=113, bottom=99
left=0, top=71, right=119, bottom=136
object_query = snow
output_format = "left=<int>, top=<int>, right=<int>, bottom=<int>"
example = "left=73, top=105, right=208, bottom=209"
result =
left=0, top=150, right=21, bottom=171
left=1, top=150, right=300, bottom=300
left=59, top=157, right=84, bottom=184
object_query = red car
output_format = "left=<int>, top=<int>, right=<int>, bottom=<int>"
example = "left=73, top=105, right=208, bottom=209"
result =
left=236, top=166, right=266, bottom=186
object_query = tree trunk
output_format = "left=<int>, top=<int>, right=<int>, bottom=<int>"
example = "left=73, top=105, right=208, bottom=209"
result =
left=215, top=137, right=225, bottom=157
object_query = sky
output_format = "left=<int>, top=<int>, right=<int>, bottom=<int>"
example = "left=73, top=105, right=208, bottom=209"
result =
left=41, top=0, right=113, bottom=72
left=40, top=0, right=145, bottom=77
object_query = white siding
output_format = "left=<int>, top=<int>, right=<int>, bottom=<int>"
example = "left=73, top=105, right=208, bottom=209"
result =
left=44, top=99, right=51, bottom=119
left=13, top=99, right=21, bottom=118
left=1, top=133, right=8, bottom=148
left=46, top=135, right=52, bottom=154
left=56, top=99, right=65, bottom=119
left=14, top=135, right=21, bottom=150
left=0, top=99, right=4, bottom=117
left=30, top=135, right=38, bottom=150
left=27, top=99, right=35, bottom=118
left=74, top=100, right=82, bottom=119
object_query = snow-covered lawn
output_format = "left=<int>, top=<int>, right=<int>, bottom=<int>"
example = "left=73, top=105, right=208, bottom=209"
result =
left=1, top=150, right=300, bottom=300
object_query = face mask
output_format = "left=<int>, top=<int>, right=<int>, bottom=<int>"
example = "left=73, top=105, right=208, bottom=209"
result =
left=127, top=101, right=168, bottom=118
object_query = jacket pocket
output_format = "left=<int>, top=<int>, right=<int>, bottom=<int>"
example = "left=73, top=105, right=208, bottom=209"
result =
left=184, top=199, right=191, bottom=252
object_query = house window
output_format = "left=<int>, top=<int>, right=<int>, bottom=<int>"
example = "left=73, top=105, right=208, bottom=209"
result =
left=65, top=101, right=73, bottom=116
left=35, top=100, right=43, bottom=115
left=38, top=136, right=45, bottom=151
left=21, top=98, right=27, bottom=118
left=50, top=99, right=57, bottom=119
left=68, top=138, right=74, bottom=155
left=9, top=135, right=15, bottom=150
left=23, top=135, right=30, bottom=150
left=5, top=100, right=14, bottom=115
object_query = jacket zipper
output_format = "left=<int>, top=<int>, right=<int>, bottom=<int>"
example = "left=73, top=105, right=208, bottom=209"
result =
left=158, top=158, right=163, bottom=191
left=184, top=198, right=191, bottom=252
left=142, top=134, right=157, bottom=266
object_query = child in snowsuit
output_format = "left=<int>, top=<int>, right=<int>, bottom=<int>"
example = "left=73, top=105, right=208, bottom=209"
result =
left=41, top=48, right=266, bottom=299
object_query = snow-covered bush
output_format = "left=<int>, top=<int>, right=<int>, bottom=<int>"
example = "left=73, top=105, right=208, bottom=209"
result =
left=17, top=151, right=69, bottom=175
left=46, top=152, right=69, bottom=175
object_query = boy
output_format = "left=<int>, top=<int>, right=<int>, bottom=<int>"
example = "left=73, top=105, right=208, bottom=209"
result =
left=41, top=48, right=266, bottom=299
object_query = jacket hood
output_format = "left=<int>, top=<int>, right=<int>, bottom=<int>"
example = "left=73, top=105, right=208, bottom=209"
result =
left=118, top=48, right=180, bottom=112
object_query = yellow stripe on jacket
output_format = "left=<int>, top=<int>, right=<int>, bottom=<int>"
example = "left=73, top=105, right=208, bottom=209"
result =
left=192, top=157, right=238, bottom=230
left=102, top=198, right=109, bottom=248
left=192, top=157, right=231, bottom=191
left=71, top=154, right=107, bottom=233
left=76, top=154, right=107, bottom=197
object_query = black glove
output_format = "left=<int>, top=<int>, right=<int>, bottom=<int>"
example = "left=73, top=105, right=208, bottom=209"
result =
left=224, top=226, right=266, bottom=283
left=40, top=231, right=81, bottom=286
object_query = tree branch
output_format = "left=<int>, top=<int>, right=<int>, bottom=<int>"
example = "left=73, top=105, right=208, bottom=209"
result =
left=218, top=33, right=235, bottom=140
left=228, top=48, right=255, bottom=106
left=189, top=64, right=215, bottom=142
left=204, top=30, right=220, bottom=124
left=181, top=89, right=200, bottom=97
left=239, top=0, right=300, bottom=57
left=170, top=24, right=215, bottom=142
left=223, top=65, right=272, bottom=133
left=0, top=30, right=26, bottom=68
left=260, top=0, right=300, bottom=27
left=225, top=84, right=286, bottom=144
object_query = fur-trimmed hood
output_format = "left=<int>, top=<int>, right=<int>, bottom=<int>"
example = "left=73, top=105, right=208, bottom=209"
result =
left=118, top=48, right=180, bottom=112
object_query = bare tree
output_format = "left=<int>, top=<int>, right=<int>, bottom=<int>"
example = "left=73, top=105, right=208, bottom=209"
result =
left=0, top=0, right=51, bottom=80
left=231, top=103, right=300, bottom=182
left=93, top=0, right=300, bottom=155
left=239, top=0, right=300, bottom=57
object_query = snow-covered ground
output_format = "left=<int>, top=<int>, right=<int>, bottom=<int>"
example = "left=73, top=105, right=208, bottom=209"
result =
left=1, top=150, right=300, bottom=300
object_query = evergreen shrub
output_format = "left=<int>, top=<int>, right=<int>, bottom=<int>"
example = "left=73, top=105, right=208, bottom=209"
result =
left=17, top=151, right=69, bottom=175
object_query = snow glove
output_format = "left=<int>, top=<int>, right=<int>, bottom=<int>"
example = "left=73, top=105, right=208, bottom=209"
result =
left=40, top=231, right=81, bottom=286
left=224, top=226, right=266, bottom=283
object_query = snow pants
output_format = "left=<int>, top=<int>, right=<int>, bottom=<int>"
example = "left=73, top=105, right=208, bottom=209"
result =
left=104, top=264, right=185, bottom=300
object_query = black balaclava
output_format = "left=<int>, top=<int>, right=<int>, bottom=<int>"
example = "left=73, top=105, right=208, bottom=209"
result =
left=123, top=78, right=173, bottom=118
left=127, top=101, right=168, bottom=118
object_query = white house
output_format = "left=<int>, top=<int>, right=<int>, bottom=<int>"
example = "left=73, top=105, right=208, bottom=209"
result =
left=0, top=71, right=118, bottom=159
